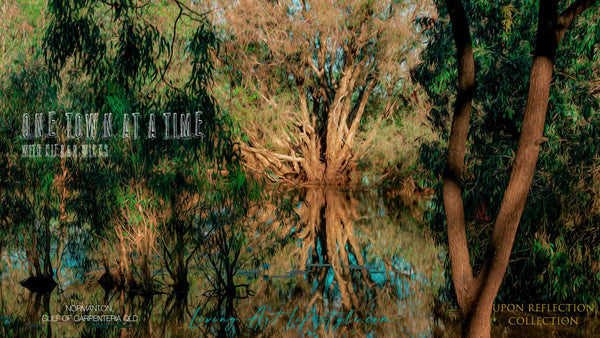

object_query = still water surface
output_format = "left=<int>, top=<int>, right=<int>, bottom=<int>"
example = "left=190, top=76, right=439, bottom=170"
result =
left=2, top=188, right=597, bottom=337
left=0, top=188, right=446, bottom=337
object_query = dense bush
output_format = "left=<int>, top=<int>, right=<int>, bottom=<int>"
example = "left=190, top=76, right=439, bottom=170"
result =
left=416, top=0, right=600, bottom=306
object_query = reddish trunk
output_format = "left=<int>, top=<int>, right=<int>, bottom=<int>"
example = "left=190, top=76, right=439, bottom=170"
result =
left=442, top=0, right=597, bottom=336
left=443, top=0, right=477, bottom=316
left=465, top=54, right=554, bottom=338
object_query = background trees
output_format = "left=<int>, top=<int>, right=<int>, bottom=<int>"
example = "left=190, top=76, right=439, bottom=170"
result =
left=1, top=0, right=600, bottom=336
left=213, top=0, right=435, bottom=184
left=1, top=0, right=254, bottom=296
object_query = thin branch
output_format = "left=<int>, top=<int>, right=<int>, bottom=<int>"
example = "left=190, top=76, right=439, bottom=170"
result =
left=171, top=0, right=212, bottom=20
left=159, top=2, right=183, bottom=90
left=100, top=0, right=150, bottom=10
left=242, top=144, right=305, bottom=163
left=557, top=0, right=598, bottom=42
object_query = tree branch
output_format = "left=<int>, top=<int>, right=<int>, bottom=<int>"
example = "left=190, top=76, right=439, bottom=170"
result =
left=346, top=79, right=376, bottom=146
left=294, top=77, right=316, bottom=135
left=242, top=144, right=305, bottom=163
left=443, top=0, right=477, bottom=314
left=557, top=0, right=598, bottom=42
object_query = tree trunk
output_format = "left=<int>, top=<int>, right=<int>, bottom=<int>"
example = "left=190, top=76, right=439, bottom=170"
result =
left=443, top=0, right=477, bottom=317
left=442, top=0, right=597, bottom=336
left=465, top=53, right=554, bottom=338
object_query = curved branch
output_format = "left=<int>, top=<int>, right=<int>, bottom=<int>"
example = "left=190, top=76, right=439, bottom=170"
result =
left=242, top=144, right=305, bottom=163
left=557, top=0, right=598, bottom=42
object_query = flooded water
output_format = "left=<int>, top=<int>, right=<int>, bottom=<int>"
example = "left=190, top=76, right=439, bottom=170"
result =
left=3, top=187, right=600, bottom=337
left=0, top=188, right=446, bottom=337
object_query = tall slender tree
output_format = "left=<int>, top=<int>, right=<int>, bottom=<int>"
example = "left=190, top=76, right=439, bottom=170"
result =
left=440, top=0, right=598, bottom=336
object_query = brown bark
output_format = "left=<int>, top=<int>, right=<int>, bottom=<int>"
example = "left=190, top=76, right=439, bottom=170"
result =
left=443, top=0, right=477, bottom=317
left=224, top=1, right=423, bottom=186
left=442, top=0, right=598, bottom=337
left=465, top=53, right=554, bottom=338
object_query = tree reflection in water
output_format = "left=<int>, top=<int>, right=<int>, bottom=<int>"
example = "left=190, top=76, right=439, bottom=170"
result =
left=243, top=188, right=442, bottom=337
left=0, top=189, right=444, bottom=337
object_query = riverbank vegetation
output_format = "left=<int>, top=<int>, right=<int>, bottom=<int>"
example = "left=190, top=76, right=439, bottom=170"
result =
left=1, top=0, right=599, bottom=337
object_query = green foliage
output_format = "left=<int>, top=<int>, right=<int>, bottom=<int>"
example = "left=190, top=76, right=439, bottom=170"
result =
left=0, top=59, right=62, bottom=278
left=0, top=0, right=258, bottom=293
left=416, top=0, right=600, bottom=304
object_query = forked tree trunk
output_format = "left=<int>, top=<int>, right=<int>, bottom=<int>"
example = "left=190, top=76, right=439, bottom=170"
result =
left=442, top=0, right=597, bottom=337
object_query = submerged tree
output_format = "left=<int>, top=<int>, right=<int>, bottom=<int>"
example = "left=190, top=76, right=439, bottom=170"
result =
left=215, top=0, right=434, bottom=184
left=417, top=0, right=598, bottom=336
left=0, top=64, right=63, bottom=293
left=38, top=0, right=247, bottom=296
